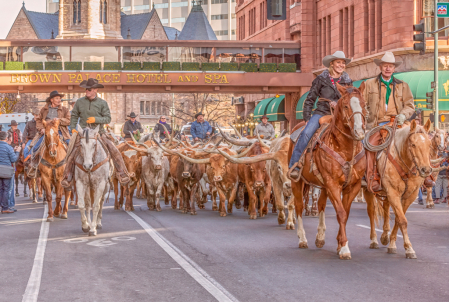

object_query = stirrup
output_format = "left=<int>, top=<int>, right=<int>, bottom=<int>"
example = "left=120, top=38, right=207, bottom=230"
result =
left=287, top=163, right=301, bottom=182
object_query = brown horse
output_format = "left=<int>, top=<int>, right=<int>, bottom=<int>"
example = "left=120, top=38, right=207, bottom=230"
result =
left=15, top=149, right=27, bottom=197
left=39, top=119, right=70, bottom=222
left=289, top=83, right=367, bottom=260
left=423, top=129, right=446, bottom=208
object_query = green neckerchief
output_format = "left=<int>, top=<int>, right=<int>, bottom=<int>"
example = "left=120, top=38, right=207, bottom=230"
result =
left=380, top=76, right=393, bottom=105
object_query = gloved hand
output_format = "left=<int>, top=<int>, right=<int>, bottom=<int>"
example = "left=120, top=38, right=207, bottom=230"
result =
left=397, top=114, right=406, bottom=125
left=72, top=129, right=78, bottom=134
left=86, top=117, right=95, bottom=124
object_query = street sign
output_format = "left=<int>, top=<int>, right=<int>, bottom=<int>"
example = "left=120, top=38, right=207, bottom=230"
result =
left=437, top=3, right=449, bottom=18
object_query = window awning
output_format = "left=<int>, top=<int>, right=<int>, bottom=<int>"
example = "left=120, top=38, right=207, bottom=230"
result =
left=265, top=95, right=286, bottom=121
left=254, top=97, right=275, bottom=119
left=296, top=71, right=449, bottom=120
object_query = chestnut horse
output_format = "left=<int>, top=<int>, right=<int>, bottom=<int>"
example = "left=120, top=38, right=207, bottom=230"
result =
left=39, top=119, right=70, bottom=222
left=423, top=128, right=446, bottom=208
left=364, top=120, right=433, bottom=259
left=289, top=83, right=367, bottom=260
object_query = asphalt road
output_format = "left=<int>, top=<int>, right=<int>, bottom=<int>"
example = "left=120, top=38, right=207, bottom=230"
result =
left=2, top=184, right=449, bottom=302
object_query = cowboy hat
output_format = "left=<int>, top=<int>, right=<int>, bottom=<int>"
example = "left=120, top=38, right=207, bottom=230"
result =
left=373, top=51, right=402, bottom=67
left=194, top=112, right=204, bottom=119
left=8, top=120, right=18, bottom=127
left=45, top=90, right=65, bottom=103
left=260, top=115, right=268, bottom=120
left=80, top=78, right=104, bottom=89
left=129, top=112, right=138, bottom=118
left=322, top=51, right=352, bottom=68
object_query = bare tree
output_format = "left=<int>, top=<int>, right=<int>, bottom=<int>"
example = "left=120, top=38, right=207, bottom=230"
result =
left=0, top=93, right=39, bottom=114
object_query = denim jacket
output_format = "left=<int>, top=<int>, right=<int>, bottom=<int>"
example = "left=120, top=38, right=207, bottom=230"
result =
left=0, top=141, right=19, bottom=167
left=190, top=121, right=212, bottom=140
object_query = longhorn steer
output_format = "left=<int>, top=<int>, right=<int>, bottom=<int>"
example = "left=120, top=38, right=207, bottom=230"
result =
left=141, top=146, right=169, bottom=211
left=113, top=143, right=140, bottom=211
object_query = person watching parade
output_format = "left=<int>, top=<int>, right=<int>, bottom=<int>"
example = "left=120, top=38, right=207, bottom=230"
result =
left=0, top=131, right=20, bottom=214
left=61, top=78, right=130, bottom=188
left=123, top=112, right=144, bottom=142
left=363, top=52, right=416, bottom=193
left=154, top=115, right=172, bottom=141
left=7, top=120, right=22, bottom=149
left=255, top=115, right=275, bottom=139
left=288, top=51, right=353, bottom=179
left=190, top=112, right=212, bottom=141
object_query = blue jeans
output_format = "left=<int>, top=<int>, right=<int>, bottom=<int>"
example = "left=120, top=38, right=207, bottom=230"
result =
left=289, top=114, right=323, bottom=168
left=24, top=136, right=44, bottom=159
left=0, top=178, right=12, bottom=211
left=418, top=188, right=423, bottom=201
left=8, top=176, right=15, bottom=208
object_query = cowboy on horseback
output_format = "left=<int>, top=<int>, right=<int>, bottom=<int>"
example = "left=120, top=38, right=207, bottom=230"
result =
left=27, top=91, right=71, bottom=177
left=61, top=78, right=131, bottom=188
left=289, top=51, right=353, bottom=179
left=363, top=52, right=417, bottom=193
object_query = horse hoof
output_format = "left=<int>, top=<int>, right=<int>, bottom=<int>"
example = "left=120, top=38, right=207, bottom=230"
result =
left=311, top=211, right=318, bottom=217
left=165, top=201, right=169, bottom=205
left=96, top=224, right=102, bottom=230
left=60, top=214, right=68, bottom=219
left=212, top=206, right=218, bottom=211
left=15, top=193, right=19, bottom=197
left=249, top=215, right=257, bottom=219
left=339, top=253, right=352, bottom=260
left=219, top=212, right=226, bottom=217
left=370, top=242, right=379, bottom=249
left=286, top=222, right=295, bottom=230
left=406, top=253, right=417, bottom=259
left=304, top=210, right=310, bottom=216
left=235, top=204, right=242, bottom=209
left=298, top=242, right=308, bottom=249
left=380, top=234, right=390, bottom=246
left=191, top=211, right=197, bottom=215
left=46, top=217, right=54, bottom=222
left=82, top=226, right=90, bottom=233
left=32, top=200, right=38, bottom=203
left=426, top=204, right=434, bottom=209
left=315, top=239, right=325, bottom=248
left=88, top=230, right=97, bottom=236
left=24, top=194, right=28, bottom=197
left=54, top=214, right=61, bottom=218
left=387, top=248, right=397, bottom=254
left=70, top=202, right=75, bottom=206
left=156, top=205, right=161, bottom=212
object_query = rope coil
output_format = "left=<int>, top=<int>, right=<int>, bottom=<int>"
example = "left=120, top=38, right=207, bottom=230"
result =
left=364, top=125, right=394, bottom=152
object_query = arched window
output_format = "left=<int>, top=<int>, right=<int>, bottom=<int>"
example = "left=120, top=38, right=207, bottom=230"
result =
left=100, top=1, right=103, bottom=23
left=100, top=1, right=108, bottom=24
left=73, top=1, right=81, bottom=24
left=77, top=0, right=81, bottom=24
left=73, top=0, right=77, bottom=24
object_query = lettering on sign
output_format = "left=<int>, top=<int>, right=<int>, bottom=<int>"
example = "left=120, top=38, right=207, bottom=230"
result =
left=205, top=74, right=230, bottom=84
left=11, top=73, right=62, bottom=84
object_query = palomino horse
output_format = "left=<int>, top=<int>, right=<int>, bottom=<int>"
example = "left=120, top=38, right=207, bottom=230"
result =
left=75, top=125, right=111, bottom=236
left=39, top=119, right=70, bottom=221
left=289, top=83, right=367, bottom=260
left=364, top=120, right=433, bottom=259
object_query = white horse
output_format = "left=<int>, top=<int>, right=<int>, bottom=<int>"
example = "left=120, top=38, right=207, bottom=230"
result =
left=75, top=125, right=111, bottom=236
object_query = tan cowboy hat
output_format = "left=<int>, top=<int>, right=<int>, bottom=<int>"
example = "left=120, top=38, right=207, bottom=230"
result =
left=322, top=51, right=352, bottom=68
left=374, top=51, right=402, bottom=67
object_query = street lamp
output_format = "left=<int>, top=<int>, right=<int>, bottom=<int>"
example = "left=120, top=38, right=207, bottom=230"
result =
left=245, top=113, right=257, bottom=136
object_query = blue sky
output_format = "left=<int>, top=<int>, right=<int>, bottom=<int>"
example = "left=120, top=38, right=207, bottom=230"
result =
left=0, top=1, right=47, bottom=39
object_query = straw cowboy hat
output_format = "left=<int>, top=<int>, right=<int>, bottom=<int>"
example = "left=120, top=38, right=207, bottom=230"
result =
left=322, top=51, right=352, bottom=68
left=373, top=51, right=402, bottom=67
left=80, top=78, right=104, bottom=89
left=45, top=90, right=65, bottom=103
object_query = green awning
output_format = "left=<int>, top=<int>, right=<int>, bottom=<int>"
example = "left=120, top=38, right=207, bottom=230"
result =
left=254, top=97, right=275, bottom=118
left=295, top=70, right=449, bottom=119
left=265, top=95, right=286, bottom=121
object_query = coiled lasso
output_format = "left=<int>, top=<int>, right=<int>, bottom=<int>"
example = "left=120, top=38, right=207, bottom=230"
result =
left=363, top=125, right=394, bottom=152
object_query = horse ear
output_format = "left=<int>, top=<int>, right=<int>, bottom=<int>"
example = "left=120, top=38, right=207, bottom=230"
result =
left=358, top=82, right=366, bottom=94
left=76, top=124, right=83, bottom=134
left=93, top=125, right=100, bottom=134
left=42, top=120, right=47, bottom=128
left=424, top=119, right=432, bottom=133
left=410, top=119, right=417, bottom=132
left=53, top=118, right=60, bottom=127
left=336, top=83, right=346, bottom=96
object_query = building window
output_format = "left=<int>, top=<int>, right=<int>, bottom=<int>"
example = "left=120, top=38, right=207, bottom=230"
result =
left=211, top=0, right=228, bottom=4
left=214, top=30, right=229, bottom=36
left=73, top=0, right=81, bottom=25
left=140, top=101, right=167, bottom=116
left=100, top=1, right=108, bottom=24
left=232, top=29, right=235, bottom=35
left=212, top=14, right=229, bottom=20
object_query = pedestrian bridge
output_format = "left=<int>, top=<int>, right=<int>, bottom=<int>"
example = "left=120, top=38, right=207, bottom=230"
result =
left=0, top=39, right=312, bottom=94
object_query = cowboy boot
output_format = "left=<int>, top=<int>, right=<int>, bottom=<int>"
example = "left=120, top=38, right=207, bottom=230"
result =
left=423, top=176, right=435, bottom=187
left=100, top=135, right=130, bottom=185
left=61, top=144, right=80, bottom=189
left=27, top=153, right=41, bottom=179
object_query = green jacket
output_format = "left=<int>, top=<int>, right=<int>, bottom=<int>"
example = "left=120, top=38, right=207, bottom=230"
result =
left=70, top=96, right=111, bottom=134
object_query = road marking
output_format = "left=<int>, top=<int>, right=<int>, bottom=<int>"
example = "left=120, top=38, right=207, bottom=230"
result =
left=127, top=211, right=239, bottom=302
left=22, top=204, right=49, bottom=302
left=87, top=239, right=117, bottom=247
left=356, top=224, right=403, bottom=238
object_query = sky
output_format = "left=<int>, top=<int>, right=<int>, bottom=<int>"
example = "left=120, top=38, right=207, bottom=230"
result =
left=0, top=0, right=47, bottom=39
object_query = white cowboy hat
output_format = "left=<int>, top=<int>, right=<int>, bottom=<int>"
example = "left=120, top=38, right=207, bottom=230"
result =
left=373, top=51, right=402, bottom=67
left=322, top=51, right=352, bottom=68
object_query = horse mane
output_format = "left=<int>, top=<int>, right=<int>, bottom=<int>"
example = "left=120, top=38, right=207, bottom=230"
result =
left=330, top=86, right=366, bottom=129
left=394, top=124, right=427, bottom=151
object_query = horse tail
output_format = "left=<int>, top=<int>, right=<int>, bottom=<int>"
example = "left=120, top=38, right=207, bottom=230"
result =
left=373, top=195, right=385, bottom=227
left=302, top=183, right=310, bottom=204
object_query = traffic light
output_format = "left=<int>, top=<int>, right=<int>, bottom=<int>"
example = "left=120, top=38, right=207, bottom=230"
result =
left=426, top=91, right=434, bottom=110
left=439, top=114, right=449, bottom=123
left=267, top=0, right=287, bottom=20
left=413, top=20, right=426, bottom=55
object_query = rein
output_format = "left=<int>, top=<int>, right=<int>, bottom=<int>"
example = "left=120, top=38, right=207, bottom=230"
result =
left=75, top=134, right=110, bottom=180
left=40, top=131, right=66, bottom=183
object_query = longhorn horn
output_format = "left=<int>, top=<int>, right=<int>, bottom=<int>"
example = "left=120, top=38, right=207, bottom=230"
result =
left=216, top=148, right=278, bottom=164
left=160, top=124, right=173, bottom=148
left=432, top=166, right=447, bottom=173
left=125, top=142, right=148, bottom=153
left=256, top=129, right=270, bottom=149
left=228, top=123, right=243, bottom=139
left=173, top=151, right=211, bottom=164
left=217, top=126, right=253, bottom=146
left=153, top=138, right=178, bottom=155
left=280, top=129, right=287, bottom=138
left=430, top=157, right=445, bottom=164
left=130, top=133, right=151, bottom=151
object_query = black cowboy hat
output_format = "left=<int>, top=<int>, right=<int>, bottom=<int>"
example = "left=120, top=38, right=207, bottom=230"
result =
left=129, top=112, right=138, bottom=118
left=260, top=115, right=268, bottom=120
left=80, top=78, right=104, bottom=89
left=194, top=112, right=204, bottom=119
left=45, top=90, right=65, bottom=103
left=8, top=120, right=18, bottom=127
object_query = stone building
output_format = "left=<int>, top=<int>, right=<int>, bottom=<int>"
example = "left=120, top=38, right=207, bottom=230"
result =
left=236, top=0, right=449, bottom=130
left=5, top=1, right=224, bottom=131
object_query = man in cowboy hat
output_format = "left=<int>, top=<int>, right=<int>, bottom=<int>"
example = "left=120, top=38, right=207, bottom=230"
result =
left=22, top=108, right=40, bottom=160
left=7, top=120, right=22, bottom=149
left=123, top=112, right=144, bottom=142
left=61, top=78, right=130, bottom=187
left=255, top=115, right=275, bottom=139
left=190, top=112, right=212, bottom=141
left=364, top=51, right=416, bottom=193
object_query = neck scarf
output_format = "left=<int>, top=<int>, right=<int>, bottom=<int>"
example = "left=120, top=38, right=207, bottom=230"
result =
left=380, top=76, right=393, bottom=105
left=159, top=120, right=166, bottom=124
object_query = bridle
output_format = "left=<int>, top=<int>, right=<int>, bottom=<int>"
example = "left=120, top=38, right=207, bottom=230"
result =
left=47, top=128, right=59, bottom=158
left=393, top=128, right=428, bottom=178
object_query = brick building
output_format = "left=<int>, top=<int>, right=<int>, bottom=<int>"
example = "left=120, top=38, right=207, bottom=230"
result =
left=5, top=1, right=224, bottom=131
left=236, top=0, right=449, bottom=130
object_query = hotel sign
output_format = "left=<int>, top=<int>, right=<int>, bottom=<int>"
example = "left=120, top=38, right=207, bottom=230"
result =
left=437, top=3, right=449, bottom=18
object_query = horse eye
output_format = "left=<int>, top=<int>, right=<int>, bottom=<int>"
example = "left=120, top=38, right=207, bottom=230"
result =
left=412, top=144, right=416, bottom=148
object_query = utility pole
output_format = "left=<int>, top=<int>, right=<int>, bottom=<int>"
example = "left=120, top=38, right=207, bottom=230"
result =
left=435, top=0, right=439, bottom=128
